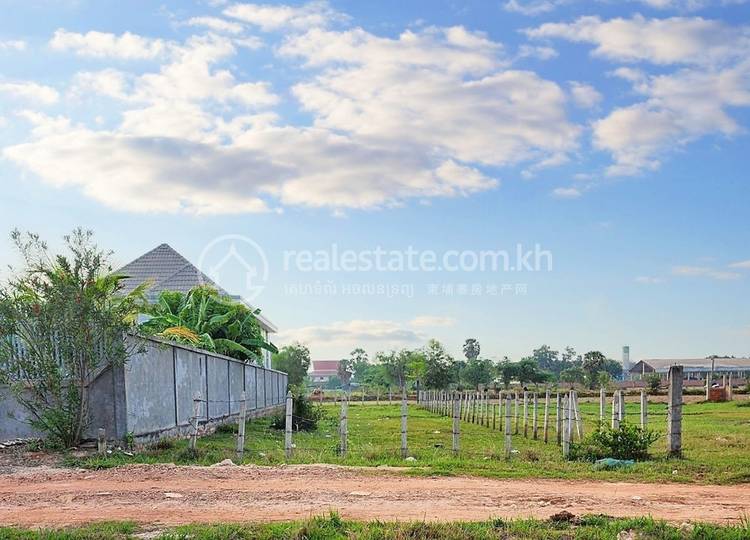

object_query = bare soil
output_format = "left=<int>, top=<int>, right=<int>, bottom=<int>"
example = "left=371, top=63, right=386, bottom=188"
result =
left=0, top=463, right=748, bottom=527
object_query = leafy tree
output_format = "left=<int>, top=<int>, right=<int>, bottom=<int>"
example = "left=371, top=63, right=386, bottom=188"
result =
left=463, top=357, right=495, bottom=389
left=646, top=373, right=661, bottom=395
left=140, top=286, right=277, bottom=363
left=516, top=357, right=542, bottom=386
left=378, top=349, right=416, bottom=390
left=272, top=343, right=311, bottom=388
left=0, top=229, right=147, bottom=447
left=349, top=348, right=369, bottom=383
left=496, top=359, right=517, bottom=388
left=423, top=339, right=454, bottom=389
left=462, top=338, right=480, bottom=361
left=582, top=351, right=608, bottom=388
left=560, top=366, right=586, bottom=385
left=532, top=345, right=560, bottom=374
left=596, top=370, right=612, bottom=389
left=561, top=346, right=578, bottom=365
left=603, top=358, right=623, bottom=380
left=337, top=357, right=354, bottom=390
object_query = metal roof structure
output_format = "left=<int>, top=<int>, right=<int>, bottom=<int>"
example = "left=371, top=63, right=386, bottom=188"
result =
left=630, top=357, right=750, bottom=373
left=115, top=243, right=277, bottom=333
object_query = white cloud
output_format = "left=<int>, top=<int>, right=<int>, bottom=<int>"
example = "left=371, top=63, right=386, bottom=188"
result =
left=671, top=265, right=741, bottom=280
left=277, top=319, right=425, bottom=349
left=635, top=276, right=664, bottom=284
left=504, top=0, right=567, bottom=16
left=551, top=187, right=582, bottom=198
left=0, top=40, right=26, bottom=51
left=0, top=81, right=59, bottom=105
left=729, top=259, right=750, bottom=269
left=50, top=29, right=168, bottom=59
left=594, top=61, right=750, bottom=175
left=525, top=14, right=749, bottom=65
left=223, top=1, right=345, bottom=31
left=409, top=316, right=456, bottom=328
left=185, top=16, right=244, bottom=34
left=282, top=27, right=579, bottom=168
left=569, top=81, right=602, bottom=108
left=6, top=16, right=582, bottom=214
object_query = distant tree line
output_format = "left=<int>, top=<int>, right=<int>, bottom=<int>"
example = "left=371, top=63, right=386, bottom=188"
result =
left=274, top=339, right=624, bottom=392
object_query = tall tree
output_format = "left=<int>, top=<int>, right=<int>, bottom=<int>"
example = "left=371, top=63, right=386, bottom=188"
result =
left=496, top=359, right=516, bottom=388
left=423, top=339, right=454, bottom=389
left=532, top=345, right=560, bottom=374
left=582, top=350, right=607, bottom=388
left=272, top=343, right=311, bottom=388
left=349, top=347, right=370, bottom=382
left=337, top=357, right=354, bottom=390
left=462, top=338, right=481, bottom=361
left=0, top=229, right=146, bottom=447
left=462, top=357, right=494, bottom=389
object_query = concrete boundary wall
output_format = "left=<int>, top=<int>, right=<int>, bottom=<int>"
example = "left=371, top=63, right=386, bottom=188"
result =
left=0, top=336, right=287, bottom=443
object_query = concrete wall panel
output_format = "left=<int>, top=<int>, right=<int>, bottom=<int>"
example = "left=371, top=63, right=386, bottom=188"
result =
left=175, top=348, right=207, bottom=424
left=124, top=342, right=177, bottom=435
left=207, top=355, right=229, bottom=419
left=229, top=362, right=244, bottom=414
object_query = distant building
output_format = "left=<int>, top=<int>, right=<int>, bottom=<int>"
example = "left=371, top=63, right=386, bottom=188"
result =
left=116, top=243, right=278, bottom=368
left=629, top=357, right=750, bottom=382
left=309, top=360, right=341, bottom=384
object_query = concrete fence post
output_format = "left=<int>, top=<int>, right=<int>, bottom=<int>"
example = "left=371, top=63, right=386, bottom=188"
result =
left=339, top=393, right=348, bottom=456
left=618, top=390, right=625, bottom=424
left=523, top=391, right=529, bottom=438
left=236, top=391, right=247, bottom=459
left=400, top=389, right=408, bottom=458
left=514, top=391, right=520, bottom=435
left=562, top=393, right=570, bottom=458
left=599, top=387, right=606, bottom=424
left=189, top=393, right=200, bottom=451
left=611, top=390, right=620, bottom=430
left=497, top=391, right=503, bottom=431
left=504, top=393, right=512, bottom=460
left=727, top=373, right=733, bottom=401
left=452, top=392, right=460, bottom=456
left=543, top=389, right=550, bottom=443
left=555, top=392, right=562, bottom=445
left=97, top=428, right=106, bottom=455
left=640, top=388, right=648, bottom=430
left=667, top=365, right=683, bottom=457
left=532, top=392, right=539, bottom=440
left=573, top=390, right=583, bottom=439
left=285, top=391, right=293, bottom=459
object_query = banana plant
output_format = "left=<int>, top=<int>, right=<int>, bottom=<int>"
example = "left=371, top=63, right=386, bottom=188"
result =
left=138, top=286, right=277, bottom=364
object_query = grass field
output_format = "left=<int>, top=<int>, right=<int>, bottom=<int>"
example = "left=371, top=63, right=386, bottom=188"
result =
left=2, top=514, right=750, bottom=539
left=68, top=399, right=750, bottom=484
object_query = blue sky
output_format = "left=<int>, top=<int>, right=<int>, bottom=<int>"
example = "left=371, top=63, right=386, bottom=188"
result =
left=1, top=0, right=749, bottom=363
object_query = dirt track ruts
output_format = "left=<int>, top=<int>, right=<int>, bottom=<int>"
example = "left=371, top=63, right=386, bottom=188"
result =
left=0, top=464, right=748, bottom=527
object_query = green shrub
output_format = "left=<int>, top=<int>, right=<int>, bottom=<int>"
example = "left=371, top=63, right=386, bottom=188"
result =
left=270, top=386, right=327, bottom=431
left=215, top=423, right=237, bottom=435
left=570, top=423, right=659, bottom=462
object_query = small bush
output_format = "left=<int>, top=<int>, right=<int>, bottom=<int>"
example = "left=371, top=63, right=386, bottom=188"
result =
left=176, top=447, right=203, bottom=462
left=570, top=423, right=659, bottom=462
left=149, top=438, right=175, bottom=451
left=270, top=386, right=327, bottom=431
left=215, top=423, right=237, bottom=435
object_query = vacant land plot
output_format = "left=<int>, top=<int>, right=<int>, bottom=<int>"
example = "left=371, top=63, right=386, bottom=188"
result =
left=68, top=399, right=750, bottom=484
left=2, top=514, right=750, bottom=540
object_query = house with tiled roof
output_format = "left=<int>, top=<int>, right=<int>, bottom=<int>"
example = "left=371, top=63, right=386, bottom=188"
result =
left=309, top=360, right=341, bottom=384
left=116, top=243, right=277, bottom=368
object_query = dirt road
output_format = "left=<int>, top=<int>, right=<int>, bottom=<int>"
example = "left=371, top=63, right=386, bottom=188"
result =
left=1, top=464, right=748, bottom=527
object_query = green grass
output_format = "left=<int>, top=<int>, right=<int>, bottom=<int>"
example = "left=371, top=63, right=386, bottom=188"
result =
left=2, top=514, right=750, bottom=539
left=65, top=399, right=750, bottom=484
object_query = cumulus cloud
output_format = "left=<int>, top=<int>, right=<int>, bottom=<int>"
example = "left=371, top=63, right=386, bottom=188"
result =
left=282, top=26, right=579, bottom=168
left=409, top=316, right=456, bottom=328
left=185, top=16, right=244, bottom=34
left=0, top=81, right=59, bottom=105
left=504, top=0, right=568, bottom=16
left=277, top=319, right=425, bottom=349
left=525, top=14, right=749, bottom=65
left=671, top=265, right=741, bottom=280
left=551, top=187, right=582, bottom=198
left=0, top=40, right=26, bottom=51
left=635, top=276, right=664, bottom=284
left=223, top=1, right=346, bottom=31
left=569, top=81, right=602, bottom=108
left=49, top=29, right=168, bottom=59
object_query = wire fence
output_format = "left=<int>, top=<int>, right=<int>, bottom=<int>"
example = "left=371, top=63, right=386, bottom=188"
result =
left=174, top=367, right=747, bottom=464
